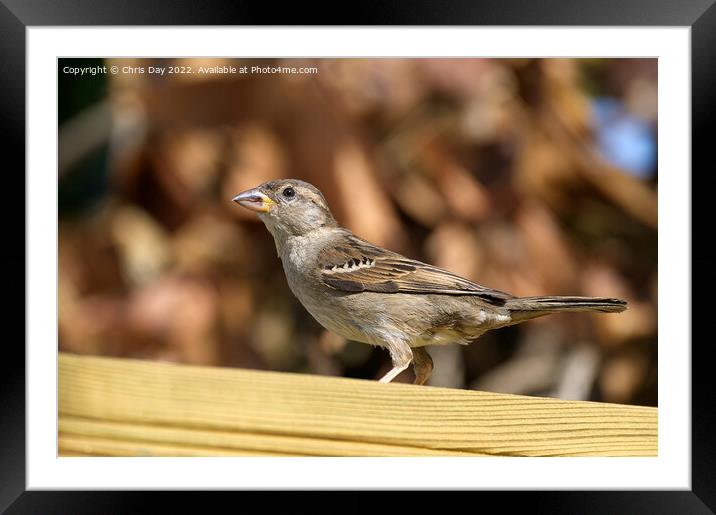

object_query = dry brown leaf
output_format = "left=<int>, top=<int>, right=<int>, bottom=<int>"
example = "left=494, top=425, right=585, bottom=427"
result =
left=392, top=173, right=447, bottom=226
left=110, top=205, right=172, bottom=286
left=333, top=141, right=404, bottom=248
left=424, top=222, right=484, bottom=280
left=600, top=351, right=650, bottom=404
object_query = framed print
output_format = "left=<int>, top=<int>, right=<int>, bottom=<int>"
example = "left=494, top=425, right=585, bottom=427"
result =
left=3, top=0, right=713, bottom=513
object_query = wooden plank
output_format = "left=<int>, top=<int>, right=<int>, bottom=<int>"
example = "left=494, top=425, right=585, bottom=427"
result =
left=59, top=434, right=291, bottom=457
left=59, top=416, right=485, bottom=457
left=58, top=352, right=657, bottom=457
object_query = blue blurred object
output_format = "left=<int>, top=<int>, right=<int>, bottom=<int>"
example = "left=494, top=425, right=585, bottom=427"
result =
left=591, top=97, right=656, bottom=179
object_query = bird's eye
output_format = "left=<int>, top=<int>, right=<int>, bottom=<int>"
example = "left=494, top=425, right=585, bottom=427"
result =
left=282, top=187, right=296, bottom=199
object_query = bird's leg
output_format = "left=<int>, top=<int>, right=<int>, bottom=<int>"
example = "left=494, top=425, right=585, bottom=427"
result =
left=412, top=347, right=433, bottom=386
left=379, top=339, right=413, bottom=383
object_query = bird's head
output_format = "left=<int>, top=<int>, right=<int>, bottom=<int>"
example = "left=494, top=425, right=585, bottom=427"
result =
left=233, top=179, right=338, bottom=241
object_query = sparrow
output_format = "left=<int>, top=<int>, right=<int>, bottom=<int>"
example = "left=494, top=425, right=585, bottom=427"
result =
left=233, top=179, right=627, bottom=385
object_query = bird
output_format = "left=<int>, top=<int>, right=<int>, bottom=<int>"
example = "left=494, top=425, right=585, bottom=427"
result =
left=233, top=179, right=627, bottom=386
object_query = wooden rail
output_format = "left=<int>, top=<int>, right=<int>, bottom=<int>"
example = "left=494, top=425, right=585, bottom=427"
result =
left=58, top=352, right=657, bottom=457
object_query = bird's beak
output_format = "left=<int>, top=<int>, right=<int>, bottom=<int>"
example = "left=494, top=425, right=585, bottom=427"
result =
left=232, top=188, right=275, bottom=213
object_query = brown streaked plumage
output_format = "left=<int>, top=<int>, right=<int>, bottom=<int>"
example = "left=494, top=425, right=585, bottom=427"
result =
left=233, top=179, right=627, bottom=385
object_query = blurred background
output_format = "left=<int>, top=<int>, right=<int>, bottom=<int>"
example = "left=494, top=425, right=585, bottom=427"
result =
left=58, top=58, right=657, bottom=406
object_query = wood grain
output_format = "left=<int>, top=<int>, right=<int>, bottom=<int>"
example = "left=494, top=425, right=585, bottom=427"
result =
left=58, top=352, right=657, bottom=457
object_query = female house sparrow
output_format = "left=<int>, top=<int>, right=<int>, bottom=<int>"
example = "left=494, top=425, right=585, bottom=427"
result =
left=233, top=179, right=627, bottom=385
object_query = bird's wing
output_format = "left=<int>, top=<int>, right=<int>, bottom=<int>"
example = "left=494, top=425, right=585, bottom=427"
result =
left=317, top=233, right=514, bottom=305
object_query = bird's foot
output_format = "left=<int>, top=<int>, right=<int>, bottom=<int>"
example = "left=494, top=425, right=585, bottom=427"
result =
left=412, top=347, right=433, bottom=385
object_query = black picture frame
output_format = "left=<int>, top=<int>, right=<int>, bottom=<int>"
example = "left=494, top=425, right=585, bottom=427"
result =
left=2, top=1, right=712, bottom=513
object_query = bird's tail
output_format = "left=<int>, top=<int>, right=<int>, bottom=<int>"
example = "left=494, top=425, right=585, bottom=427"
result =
left=505, top=296, right=627, bottom=323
